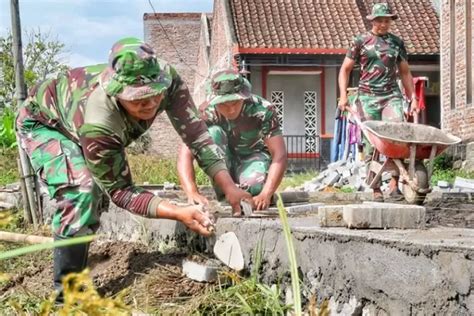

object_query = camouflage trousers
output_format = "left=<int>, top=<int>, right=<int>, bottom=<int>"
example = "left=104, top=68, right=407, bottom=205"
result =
left=208, top=125, right=270, bottom=198
left=354, top=91, right=404, bottom=156
left=16, top=118, right=106, bottom=238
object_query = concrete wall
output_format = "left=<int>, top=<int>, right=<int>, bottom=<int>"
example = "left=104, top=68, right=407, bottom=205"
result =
left=441, top=0, right=474, bottom=141
left=98, top=203, right=474, bottom=315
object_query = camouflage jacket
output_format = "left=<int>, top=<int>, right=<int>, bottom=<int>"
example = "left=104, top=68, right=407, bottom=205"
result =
left=17, top=62, right=226, bottom=217
left=200, top=95, right=282, bottom=156
left=346, top=32, right=408, bottom=95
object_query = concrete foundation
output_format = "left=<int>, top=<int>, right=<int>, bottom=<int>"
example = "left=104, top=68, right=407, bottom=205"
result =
left=98, top=204, right=474, bottom=315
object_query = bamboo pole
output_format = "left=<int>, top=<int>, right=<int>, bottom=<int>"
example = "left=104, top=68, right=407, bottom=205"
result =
left=0, top=231, right=52, bottom=244
left=10, top=0, right=41, bottom=225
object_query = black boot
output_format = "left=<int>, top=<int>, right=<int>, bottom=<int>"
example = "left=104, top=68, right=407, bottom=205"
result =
left=53, top=236, right=90, bottom=303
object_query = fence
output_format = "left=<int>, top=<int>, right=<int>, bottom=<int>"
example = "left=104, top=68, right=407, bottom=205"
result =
left=283, top=135, right=321, bottom=172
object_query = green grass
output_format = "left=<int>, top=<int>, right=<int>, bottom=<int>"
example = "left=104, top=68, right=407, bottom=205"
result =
left=429, top=153, right=474, bottom=185
left=0, top=148, right=19, bottom=186
left=430, top=169, right=474, bottom=185
left=128, top=154, right=210, bottom=185
left=279, top=171, right=318, bottom=191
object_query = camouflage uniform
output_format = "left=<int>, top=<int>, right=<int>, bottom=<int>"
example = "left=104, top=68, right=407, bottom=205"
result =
left=16, top=38, right=226, bottom=238
left=347, top=30, right=407, bottom=154
left=200, top=71, right=282, bottom=197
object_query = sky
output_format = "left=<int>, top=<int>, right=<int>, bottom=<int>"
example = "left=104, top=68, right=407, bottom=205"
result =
left=0, top=0, right=213, bottom=67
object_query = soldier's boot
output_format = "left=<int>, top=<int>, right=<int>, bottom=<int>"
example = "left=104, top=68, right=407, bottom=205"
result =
left=387, top=176, right=404, bottom=201
left=53, top=236, right=90, bottom=303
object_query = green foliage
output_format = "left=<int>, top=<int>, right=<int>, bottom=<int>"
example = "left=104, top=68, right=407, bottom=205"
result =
left=429, top=153, right=474, bottom=185
left=276, top=194, right=302, bottom=315
left=279, top=171, right=318, bottom=191
left=0, top=108, right=17, bottom=148
left=128, top=154, right=210, bottom=185
left=0, top=147, right=19, bottom=185
left=0, top=29, right=68, bottom=109
left=432, top=153, right=453, bottom=171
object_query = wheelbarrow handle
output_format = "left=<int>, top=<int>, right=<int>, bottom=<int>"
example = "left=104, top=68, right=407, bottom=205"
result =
left=343, top=106, right=363, bottom=127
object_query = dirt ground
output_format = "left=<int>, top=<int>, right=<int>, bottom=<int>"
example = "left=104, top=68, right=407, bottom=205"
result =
left=0, top=240, right=214, bottom=314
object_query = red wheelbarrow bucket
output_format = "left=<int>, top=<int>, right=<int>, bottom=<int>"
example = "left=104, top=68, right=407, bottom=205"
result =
left=361, top=121, right=461, bottom=159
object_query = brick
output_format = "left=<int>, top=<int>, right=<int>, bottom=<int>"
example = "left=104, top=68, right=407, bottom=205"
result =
left=286, top=203, right=324, bottom=215
left=344, top=203, right=425, bottom=229
left=323, top=172, right=340, bottom=186
left=318, top=205, right=345, bottom=227
left=437, top=180, right=450, bottom=188
left=182, top=259, right=218, bottom=282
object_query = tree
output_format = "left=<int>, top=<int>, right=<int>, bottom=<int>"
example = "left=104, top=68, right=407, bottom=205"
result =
left=0, top=29, right=69, bottom=110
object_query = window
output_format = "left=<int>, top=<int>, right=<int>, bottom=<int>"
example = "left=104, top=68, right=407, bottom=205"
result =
left=304, top=91, right=319, bottom=153
left=270, top=91, right=284, bottom=130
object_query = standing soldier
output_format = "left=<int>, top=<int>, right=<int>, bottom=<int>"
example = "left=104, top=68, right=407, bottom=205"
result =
left=178, top=70, right=287, bottom=212
left=16, top=37, right=251, bottom=300
left=338, top=3, right=419, bottom=201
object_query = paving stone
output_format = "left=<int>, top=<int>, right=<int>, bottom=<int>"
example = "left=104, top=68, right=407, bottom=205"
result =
left=323, top=172, right=340, bottom=186
left=462, top=160, right=474, bottom=172
left=214, top=232, right=244, bottom=271
left=466, top=142, right=474, bottom=158
left=0, top=201, right=15, bottom=209
left=437, top=180, right=450, bottom=188
left=304, top=182, right=320, bottom=192
left=342, top=169, right=352, bottom=179
left=453, top=160, right=463, bottom=170
left=318, top=205, right=345, bottom=227
left=328, top=160, right=345, bottom=171
left=453, top=177, right=474, bottom=191
left=343, top=203, right=425, bottom=229
left=182, top=259, right=218, bottom=282
left=286, top=202, right=324, bottom=215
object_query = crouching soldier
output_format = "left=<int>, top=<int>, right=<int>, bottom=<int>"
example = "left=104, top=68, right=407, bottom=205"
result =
left=178, top=70, right=287, bottom=212
left=16, top=38, right=251, bottom=301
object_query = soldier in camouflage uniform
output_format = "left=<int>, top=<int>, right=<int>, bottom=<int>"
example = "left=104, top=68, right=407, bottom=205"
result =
left=16, top=37, right=251, bottom=300
left=338, top=3, right=419, bottom=201
left=177, top=70, right=287, bottom=211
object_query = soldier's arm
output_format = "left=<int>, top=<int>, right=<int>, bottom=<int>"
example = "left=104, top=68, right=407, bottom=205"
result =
left=256, top=135, right=287, bottom=209
left=338, top=57, right=356, bottom=105
left=253, top=104, right=287, bottom=210
left=177, top=143, right=209, bottom=205
left=79, top=124, right=167, bottom=217
left=165, top=71, right=252, bottom=213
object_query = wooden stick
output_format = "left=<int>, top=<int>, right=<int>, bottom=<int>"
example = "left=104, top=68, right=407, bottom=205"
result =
left=0, top=231, right=52, bottom=244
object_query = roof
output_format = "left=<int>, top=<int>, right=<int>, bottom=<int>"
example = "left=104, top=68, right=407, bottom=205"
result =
left=229, top=0, right=439, bottom=55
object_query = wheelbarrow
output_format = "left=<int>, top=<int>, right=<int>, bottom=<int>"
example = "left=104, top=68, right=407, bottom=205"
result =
left=361, top=121, right=461, bottom=204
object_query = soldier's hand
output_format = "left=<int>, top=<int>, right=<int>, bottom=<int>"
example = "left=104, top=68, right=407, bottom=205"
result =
left=177, top=205, right=214, bottom=236
left=225, top=187, right=253, bottom=216
left=252, top=191, right=272, bottom=211
left=410, top=99, right=420, bottom=115
left=338, top=97, right=349, bottom=112
left=186, top=191, right=209, bottom=206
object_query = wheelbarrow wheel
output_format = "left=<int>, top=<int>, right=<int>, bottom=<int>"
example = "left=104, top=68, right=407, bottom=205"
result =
left=403, top=161, right=429, bottom=205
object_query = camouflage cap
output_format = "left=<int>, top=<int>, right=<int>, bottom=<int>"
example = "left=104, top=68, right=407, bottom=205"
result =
left=99, top=37, right=172, bottom=101
left=366, top=3, right=398, bottom=20
left=208, top=70, right=252, bottom=107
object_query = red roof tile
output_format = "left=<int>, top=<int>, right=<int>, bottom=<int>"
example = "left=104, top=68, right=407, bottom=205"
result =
left=229, top=0, right=439, bottom=55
